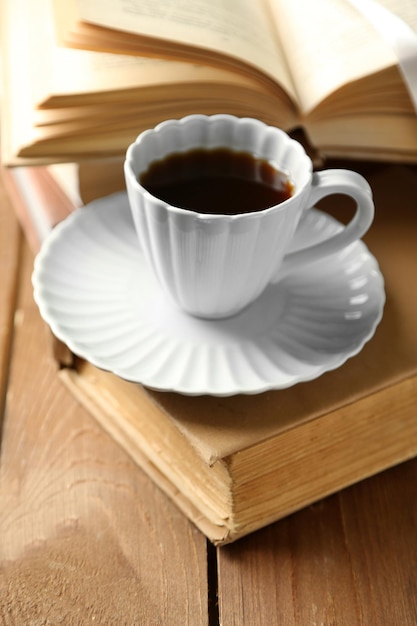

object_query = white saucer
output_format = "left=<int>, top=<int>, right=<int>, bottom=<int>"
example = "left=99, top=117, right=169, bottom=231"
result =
left=32, top=192, right=385, bottom=396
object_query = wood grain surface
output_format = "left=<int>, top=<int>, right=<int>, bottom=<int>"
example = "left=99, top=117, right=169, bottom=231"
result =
left=0, top=198, right=208, bottom=625
left=218, top=460, right=417, bottom=625
left=1, top=179, right=417, bottom=625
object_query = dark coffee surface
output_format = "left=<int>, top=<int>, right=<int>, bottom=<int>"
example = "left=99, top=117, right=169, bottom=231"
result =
left=139, top=148, right=294, bottom=214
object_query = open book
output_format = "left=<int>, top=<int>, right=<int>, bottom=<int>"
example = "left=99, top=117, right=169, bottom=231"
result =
left=2, top=0, right=417, bottom=164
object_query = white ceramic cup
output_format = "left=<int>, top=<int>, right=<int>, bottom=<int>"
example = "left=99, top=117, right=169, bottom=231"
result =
left=124, top=114, right=374, bottom=319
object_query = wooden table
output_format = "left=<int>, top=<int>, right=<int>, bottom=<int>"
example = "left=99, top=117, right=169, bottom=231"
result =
left=1, top=177, right=417, bottom=625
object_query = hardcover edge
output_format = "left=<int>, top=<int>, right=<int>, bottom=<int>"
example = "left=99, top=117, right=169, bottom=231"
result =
left=58, top=363, right=417, bottom=545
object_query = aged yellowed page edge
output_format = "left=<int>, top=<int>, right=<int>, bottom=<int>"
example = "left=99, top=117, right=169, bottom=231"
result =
left=54, top=0, right=297, bottom=101
left=7, top=0, right=292, bottom=115
left=5, top=0, right=215, bottom=110
left=37, top=0, right=265, bottom=101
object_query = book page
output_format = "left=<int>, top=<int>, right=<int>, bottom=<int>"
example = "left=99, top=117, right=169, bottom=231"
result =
left=24, top=0, right=223, bottom=100
left=2, top=0, right=297, bottom=164
left=22, top=0, right=284, bottom=106
left=63, top=0, right=297, bottom=99
left=269, top=0, right=399, bottom=114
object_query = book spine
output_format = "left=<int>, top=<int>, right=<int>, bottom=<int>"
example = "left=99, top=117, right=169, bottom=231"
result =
left=1, top=165, right=79, bottom=252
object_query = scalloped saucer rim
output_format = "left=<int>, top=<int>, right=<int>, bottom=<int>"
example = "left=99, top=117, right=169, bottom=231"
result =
left=32, top=192, right=385, bottom=396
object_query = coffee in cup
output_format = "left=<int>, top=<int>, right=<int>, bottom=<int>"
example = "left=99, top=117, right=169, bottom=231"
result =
left=139, top=147, right=294, bottom=215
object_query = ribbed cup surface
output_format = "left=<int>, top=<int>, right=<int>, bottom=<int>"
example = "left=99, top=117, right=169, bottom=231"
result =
left=125, top=115, right=312, bottom=318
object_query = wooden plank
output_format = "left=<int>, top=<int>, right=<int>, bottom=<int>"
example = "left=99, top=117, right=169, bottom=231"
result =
left=217, top=458, right=417, bottom=625
left=0, top=176, right=21, bottom=439
left=0, top=237, right=209, bottom=625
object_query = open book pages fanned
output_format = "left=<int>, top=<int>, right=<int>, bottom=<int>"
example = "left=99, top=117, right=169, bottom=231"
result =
left=2, top=0, right=417, bottom=165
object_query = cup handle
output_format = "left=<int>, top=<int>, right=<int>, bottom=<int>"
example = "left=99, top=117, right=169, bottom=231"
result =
left=278, top=169, right=375, bottom=278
